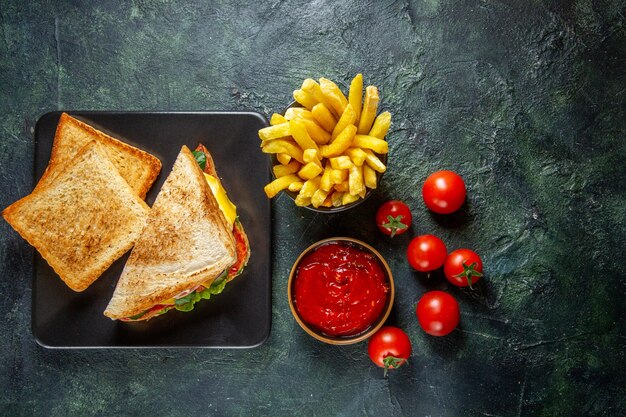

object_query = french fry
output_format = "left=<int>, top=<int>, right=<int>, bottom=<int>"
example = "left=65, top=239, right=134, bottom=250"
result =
left=311, top=103, right=337, bottom=132
left=343, top=147, right=367, bottom=166
left=334, top=182, right=349, bottom=192
left=357, top=86, right=379, bottom=134
left=311, top=188, right=330, bottom=208
left=298, top=162, right=323, bottom=180
left=342, top=192, right=360, bottom=205
left=352, top=134, right=389, bottom=154
left=331, top=104, right=357, bottom=141
left=348, top=74, right=364, bottom=127
left=329, top=156, right=352, bottom=170
left=303, top=149, right=322, bottom=167
left=320, top=162, right=333, bottom=192
left=264, top=174, right=301, bottom=198
left=294, top=195, right=312, bottom=207
left=302, top=148, right=319, bottom=161
left=299, top=176, right=321, bottom=198
left=322, top=196, right=333, bottom=207
left=363, top=149, right=386, bottom=173
left=369, top=111, right=391, bottom=139
left=273, top=160, right=301, bottom=178
left=330, top=168, right=349, bottom=184
left=363, top=164, right=377, bottom=189
left=289, top=120, right=319, bottom=152
left=261, top=139, right=304, bottom=163
left=259, top=122, right=291, bottom=141
left=331, top=191, right=344, bottom=207
left=320, top=125, right=357, bottom=158
left=293, top=89, right=317, bottom=111
left=301, top=79, right=338, bottom=117
left=288, top=181, right=304, bottom=192
left=284, top=107, right=315, bottom=121
left=301, top=119, right=331, bottom=144
left=348, top=164, right=365, bottom=196
left=276, top=153, right=291, bottom=165
left=270, top=113, right=288, bottom=126
left=320, top=77, right=348, bottom=116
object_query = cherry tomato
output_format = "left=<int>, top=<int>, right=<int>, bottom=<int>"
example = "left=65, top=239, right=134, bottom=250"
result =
left=406, top=234, right=447, bottom=272
left=368, top=326, right=412, bottom=377
left=416, top=291, right=460, bottom=336
left=376, top=200, right=412, bottom=237
left=444, top=249, right=483, bottom=288
left=422, top=170, right=466, bottom=214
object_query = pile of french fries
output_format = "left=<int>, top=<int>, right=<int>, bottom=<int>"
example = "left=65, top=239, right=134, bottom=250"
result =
left=260, top=74, right=390, bottom=209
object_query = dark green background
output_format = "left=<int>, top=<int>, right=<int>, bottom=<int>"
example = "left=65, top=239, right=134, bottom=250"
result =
left=1, top=1, right=624, bottom=416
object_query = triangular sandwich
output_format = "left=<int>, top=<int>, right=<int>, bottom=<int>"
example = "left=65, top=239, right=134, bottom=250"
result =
left=104, top=145, right=248, bottom=321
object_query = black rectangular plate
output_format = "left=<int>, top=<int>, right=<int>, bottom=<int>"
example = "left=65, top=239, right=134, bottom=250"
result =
left=32, top=111, right=271, bottom=348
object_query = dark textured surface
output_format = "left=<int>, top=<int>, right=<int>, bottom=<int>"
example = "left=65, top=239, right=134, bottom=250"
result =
left=1, top=1, right=625, bottom=416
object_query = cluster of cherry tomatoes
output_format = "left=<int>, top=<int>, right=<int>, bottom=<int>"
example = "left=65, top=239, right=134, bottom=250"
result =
left=368, top=170, right=484, bottom=376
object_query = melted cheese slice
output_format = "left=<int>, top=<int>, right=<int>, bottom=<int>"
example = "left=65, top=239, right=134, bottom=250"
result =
left=203, top=173, right=237, bottom=227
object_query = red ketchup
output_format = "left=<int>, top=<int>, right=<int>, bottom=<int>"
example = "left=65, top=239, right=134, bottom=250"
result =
left=293, top=242, right=389, bottom=337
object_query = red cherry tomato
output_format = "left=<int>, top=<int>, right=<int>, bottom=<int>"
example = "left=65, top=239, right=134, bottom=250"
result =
left=376, top=200, right=412, bottom=237
left=406, top=235, right=447, bottom=272
left=368, top=326, right=412, bottom=377
left=416, top=291, right=460, bottom=336
left=444, top=249, right=483, bottom=288
left=422, top=170, right=466, bottom=214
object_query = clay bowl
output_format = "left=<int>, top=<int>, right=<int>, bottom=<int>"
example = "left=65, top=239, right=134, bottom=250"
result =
left=287, top=237, right=395, bottom=345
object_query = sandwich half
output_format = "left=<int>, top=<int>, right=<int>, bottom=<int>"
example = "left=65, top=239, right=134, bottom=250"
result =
left=36, top=113, right=161, bottom=199
left=104, top=145, right=250, bottom=321
left=2, top=141, right=150, bottom=291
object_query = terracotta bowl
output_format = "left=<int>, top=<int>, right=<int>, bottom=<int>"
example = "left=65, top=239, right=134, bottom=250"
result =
left=287, top=237, right=395, bottom=345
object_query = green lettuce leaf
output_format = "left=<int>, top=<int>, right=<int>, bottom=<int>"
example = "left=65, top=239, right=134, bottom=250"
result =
left=208, top=274, right=228, bottom=295
left=192, top=150, right=207, bottom=170
left=174, top=291, right=202, bottom=312
left=125, top=270, right=230, bottom=318
left=128, top=311, right=147, bottom=320
left=173, top=272, right=228, bottom=312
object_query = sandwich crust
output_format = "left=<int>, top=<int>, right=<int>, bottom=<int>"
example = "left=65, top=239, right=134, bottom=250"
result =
left=2, top=141, right=150, bottom=292
left=36, top=113, right=161, bottom=199
left=104, top=146, right=237, bottom=319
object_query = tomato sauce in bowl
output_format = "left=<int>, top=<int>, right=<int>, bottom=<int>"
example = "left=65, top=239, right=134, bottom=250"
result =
left=288, top=238, right=394, bottom=344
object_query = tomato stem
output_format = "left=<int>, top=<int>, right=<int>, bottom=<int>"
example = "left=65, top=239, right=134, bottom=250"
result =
left=453, top=261, right=483, bottom=289
left=382, top=356, right=407, bottom=378
left=382, top=215, right=408, bottom=238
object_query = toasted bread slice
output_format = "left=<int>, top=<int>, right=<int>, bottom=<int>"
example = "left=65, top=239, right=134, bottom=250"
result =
left=104, top=146, right=236, bottom=320
left=35, top=113, right=161, bottom=199
left=2, top=141, right=150, bottom=292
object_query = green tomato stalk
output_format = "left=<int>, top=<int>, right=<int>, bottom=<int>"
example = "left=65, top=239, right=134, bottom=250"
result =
left=382, top=356, right=408, bottom=378
left=382, top=215, right=408, bottom=238
left=454, top=261, right=483, bottom=289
